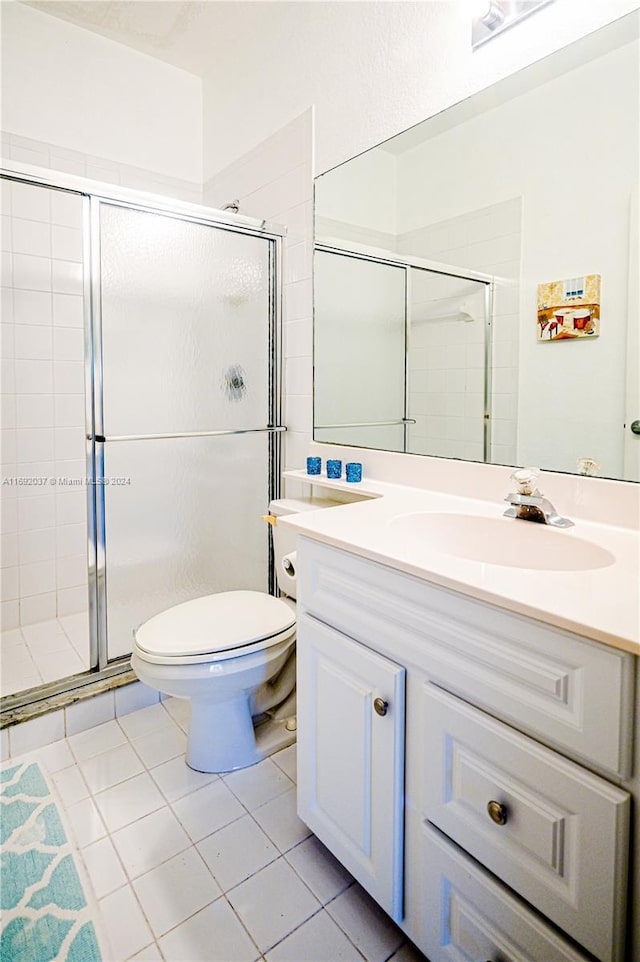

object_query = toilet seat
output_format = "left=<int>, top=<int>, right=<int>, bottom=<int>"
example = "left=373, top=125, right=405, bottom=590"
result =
left=133, top=590, right=296, bottom=666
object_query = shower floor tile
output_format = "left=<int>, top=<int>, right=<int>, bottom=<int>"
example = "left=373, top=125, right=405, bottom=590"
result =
left=2, top=699, right=425, bottom=962
left=0, top=614, right=90, bottom=696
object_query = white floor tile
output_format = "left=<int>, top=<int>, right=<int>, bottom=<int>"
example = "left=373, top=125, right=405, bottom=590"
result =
left=118, top=702, right=177, bottom=741
left=99, top=885, right=153, bottom=961
left=223, top=757, right=293, bottom=811
left=38, top=648, right=85, bottom=682
left=227, top=858, right=320, bottom=953
left=272, top=744, right=297, bottom=783
left=326, top=884, right=404, bottom=962
left=171, top=778, right=245, bottom=843
left=68, top=719, right=125, bottom=763
left=24, top=630, right=74, bottom=655
left=161, top=696, right=191, bottom=731
left=35, top=738, right=75, bottom=774
left=65, top=795, right=107, bottom=848
left=20, top=618, right=66, bottom=644
left=80, top=743, right=145, bottom=794
left=159, top=898, right=260, bottom=962
left=1, top=628, right=25, bottom=648
left=0, top=698, right=406, bottom=962
left=133, top=846, right=222, bottom=938
left=128, top=945, right=165, bottom=962
left=59, top=610, right=89, bottom=643
left=266, top=907, right=364, bottom=962
left=197, top=813, right=278, bottom=892
left=81, top=837, right=127, bottom=899
left=1, top=666, right=42, bottom=697
left=252, top=787, right=311, bottom=853
left=112, top=806, right=191, bottom=879
left=51, top=764, right=90, bottom=806
left=132, top=725, right=187, bottom=769
left=286, top=835, right=353, bottom=904
left=94, top=772, right=165, bottom=833
left=149, top=754, right=218, bottom=803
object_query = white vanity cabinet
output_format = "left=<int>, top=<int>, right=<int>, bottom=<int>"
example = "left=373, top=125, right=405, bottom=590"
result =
left=296, top=537, right=637, bottom=962
left=296, top=613, right=405, bottom=921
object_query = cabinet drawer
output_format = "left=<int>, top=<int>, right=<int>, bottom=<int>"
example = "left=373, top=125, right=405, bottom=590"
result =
left=298, top=538, right=635, bottom=776
left=419, top=823, right=591, bottom=962
left=423, top=684, right=630, bottom=962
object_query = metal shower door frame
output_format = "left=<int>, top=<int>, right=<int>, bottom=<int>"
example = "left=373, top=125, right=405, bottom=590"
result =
left=90, top=195, right=286, bottom=671
left=0, top=162, right=285, bottom=711
left=314, top=242, right=493, bottom=459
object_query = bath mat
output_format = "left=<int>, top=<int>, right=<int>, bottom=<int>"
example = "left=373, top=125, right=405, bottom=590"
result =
left=0, top=759, right=103, bottom=962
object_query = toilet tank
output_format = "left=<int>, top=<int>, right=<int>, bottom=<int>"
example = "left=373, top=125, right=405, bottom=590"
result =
left=269, top=497, right=340, bottom=600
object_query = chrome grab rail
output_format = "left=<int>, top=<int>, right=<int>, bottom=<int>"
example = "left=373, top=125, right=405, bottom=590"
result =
left=92, top=426, right=287, bottom=442
left=315, top=419, right=416, bottom=430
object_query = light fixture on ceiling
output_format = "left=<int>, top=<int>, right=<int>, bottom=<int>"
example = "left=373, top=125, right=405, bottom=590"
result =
left=472, top=0, right=555, bottom=49
left=475, top=0, right=506, bottom=31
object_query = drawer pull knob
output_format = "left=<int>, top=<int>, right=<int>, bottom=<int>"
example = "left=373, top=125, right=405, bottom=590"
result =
left=374, top=697, right=389, bottom=717
left=487, top=800, right=508, bottom=825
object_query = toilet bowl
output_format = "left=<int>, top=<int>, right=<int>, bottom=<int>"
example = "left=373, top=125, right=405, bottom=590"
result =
left=131, top=497, right=339, bottom=773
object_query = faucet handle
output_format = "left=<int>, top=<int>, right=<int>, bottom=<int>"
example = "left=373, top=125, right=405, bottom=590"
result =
left=510, top=467, right=540, bottom=496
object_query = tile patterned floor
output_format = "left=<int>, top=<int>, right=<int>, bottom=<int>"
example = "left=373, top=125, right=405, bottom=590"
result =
left=1, top=612, right=90, bottom=696
left=4, top=699, right=428, bottom=962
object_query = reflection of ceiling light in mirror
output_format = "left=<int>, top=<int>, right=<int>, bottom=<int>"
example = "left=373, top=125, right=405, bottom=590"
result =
left=472, top=0, right=555, bottom=49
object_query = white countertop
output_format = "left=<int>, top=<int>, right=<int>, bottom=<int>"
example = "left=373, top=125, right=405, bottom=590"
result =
left=281, top=471, right=640, bottom=656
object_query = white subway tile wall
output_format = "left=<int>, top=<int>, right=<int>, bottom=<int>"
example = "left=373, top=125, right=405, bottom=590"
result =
left=398, top=198, right=522, bottom=465
left=203, top=111, right=314, bottom=498
left=1, top=179, right=90, bottom=695
left=1, top=131, right=202, bottom=204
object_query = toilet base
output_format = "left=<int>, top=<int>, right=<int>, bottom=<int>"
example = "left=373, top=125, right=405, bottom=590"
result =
left=186, top=696, right=296, bottom=773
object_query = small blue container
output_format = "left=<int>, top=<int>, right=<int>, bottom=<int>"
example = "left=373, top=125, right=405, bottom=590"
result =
left=306, top=456, right=321, bottom=476
left=327, top=459, right=342, bottom=480
left=346, top=462, right=362, bottom=483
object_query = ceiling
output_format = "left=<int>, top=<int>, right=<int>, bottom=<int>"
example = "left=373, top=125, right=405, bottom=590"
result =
left=22, top=1, right=282, bottom=77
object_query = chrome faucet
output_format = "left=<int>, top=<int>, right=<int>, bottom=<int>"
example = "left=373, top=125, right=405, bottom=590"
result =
left=504, top=468, right=573, bottom=528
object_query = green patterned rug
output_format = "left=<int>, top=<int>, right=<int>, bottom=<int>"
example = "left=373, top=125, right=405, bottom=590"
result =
left=0, top=759, right=103, bottom=962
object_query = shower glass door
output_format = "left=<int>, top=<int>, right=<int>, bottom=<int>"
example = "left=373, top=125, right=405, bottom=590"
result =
left=314, top=249, right=407, bottom=452
left=95, top=202, right=278, bottom=660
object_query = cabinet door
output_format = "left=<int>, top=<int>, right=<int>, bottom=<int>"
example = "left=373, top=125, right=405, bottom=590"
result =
left=297, top=612, right=405, bottom=921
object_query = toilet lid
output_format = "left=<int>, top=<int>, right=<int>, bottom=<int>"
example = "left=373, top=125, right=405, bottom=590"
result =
left=134, top=591, right=296, bottom=659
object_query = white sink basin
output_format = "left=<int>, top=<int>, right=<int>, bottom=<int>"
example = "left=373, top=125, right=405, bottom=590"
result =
left=388, top=512, right=616, bottom=571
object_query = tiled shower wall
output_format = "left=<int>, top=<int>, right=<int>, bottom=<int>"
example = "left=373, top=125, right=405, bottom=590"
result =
left=1, top=131, right=202, bottom=203
left=397, top=198, right=522, bottom=466
left=203, top=110, right=314, bottom=495
left=1, top=179, right=88, bottom=631
left=0, top=134, right=203, bottom=636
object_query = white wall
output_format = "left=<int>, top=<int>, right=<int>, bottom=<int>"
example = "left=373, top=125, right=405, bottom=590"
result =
left=315, top=149, right=397, bottom=237
left=1, top=2, right=202, bottom=185
left=202, top=0, right=640, bottom=180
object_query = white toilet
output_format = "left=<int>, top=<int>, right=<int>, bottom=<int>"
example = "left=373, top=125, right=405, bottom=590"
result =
left=131, top=498, right=336, bottom=773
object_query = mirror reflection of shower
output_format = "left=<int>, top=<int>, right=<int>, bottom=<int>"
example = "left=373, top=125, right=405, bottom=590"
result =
left=314, top=245, right=505, bottom=463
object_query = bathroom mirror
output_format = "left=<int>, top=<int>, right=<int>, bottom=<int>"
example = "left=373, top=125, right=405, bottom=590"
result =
left=314, top=12, right=639, bottom=482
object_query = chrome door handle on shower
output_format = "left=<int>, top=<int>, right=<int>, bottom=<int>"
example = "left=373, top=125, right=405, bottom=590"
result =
left=91, top=426, right=287, bottom=442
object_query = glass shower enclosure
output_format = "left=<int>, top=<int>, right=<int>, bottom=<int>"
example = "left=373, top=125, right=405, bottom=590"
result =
left=0, top=167, right=284, bottom=709
left=314, top=245, right=492, bottom=461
